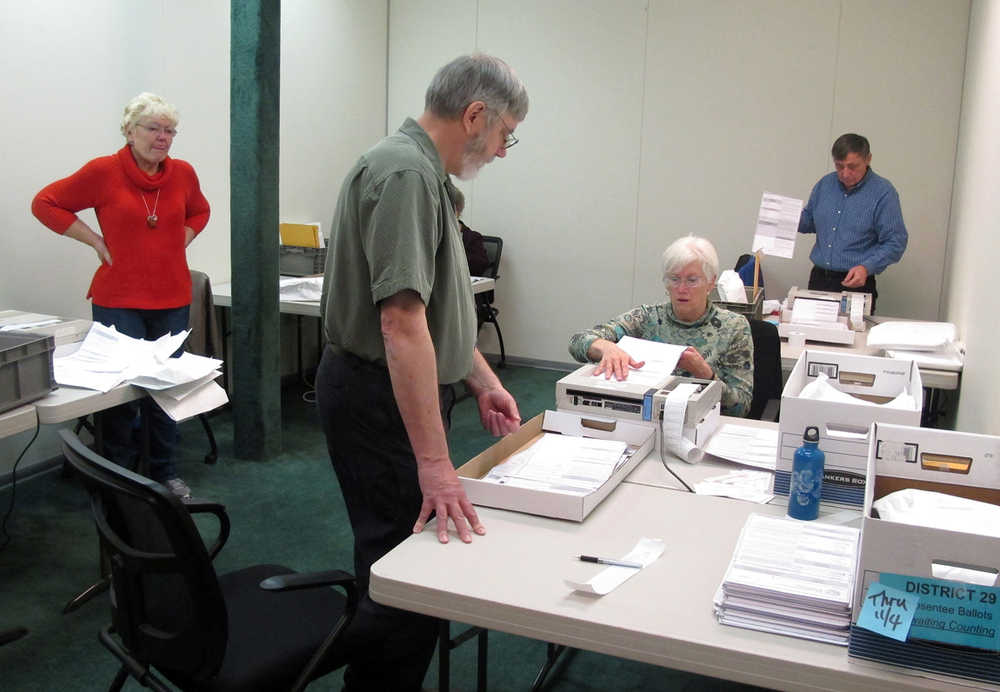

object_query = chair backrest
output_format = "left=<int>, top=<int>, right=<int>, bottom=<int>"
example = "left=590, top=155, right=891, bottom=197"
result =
left=747, top=319, right=783, bottom=420
left=59, top=430, right=229, bottom=682
left=189, top=269, right=222, bottom=358
left=480, top=236, right=503, bottom=280
left=734, top=253, right=764, bottom=297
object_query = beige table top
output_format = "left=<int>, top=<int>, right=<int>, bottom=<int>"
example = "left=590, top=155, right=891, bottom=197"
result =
left=371, top=481, right=960, bottom=690
left=33, top=383, right=144, bottom=426
left=0, top=404, right=38, bottom=439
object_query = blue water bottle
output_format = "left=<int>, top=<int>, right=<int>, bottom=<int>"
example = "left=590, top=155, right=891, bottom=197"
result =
left=787, top=426, right=824, bottom=520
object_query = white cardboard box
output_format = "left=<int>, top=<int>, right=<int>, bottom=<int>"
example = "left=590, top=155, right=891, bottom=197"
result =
left=848, top=422, right=1000, bottom=686
left=456, top=410, right=654, bottom=522
left=775, top=350, right=922, bottom=507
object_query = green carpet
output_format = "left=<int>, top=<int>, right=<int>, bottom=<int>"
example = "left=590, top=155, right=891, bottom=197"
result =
left=0, top=365, right=767, bottom=691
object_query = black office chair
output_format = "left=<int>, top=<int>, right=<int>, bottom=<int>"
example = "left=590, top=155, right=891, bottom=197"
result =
left=189, top=270, right=221, bottom=464
left=747, top=318, right=782, bottom=421
left=476, top=235, right=506, bottom=367
left=60, top=429, right=357, bottom=692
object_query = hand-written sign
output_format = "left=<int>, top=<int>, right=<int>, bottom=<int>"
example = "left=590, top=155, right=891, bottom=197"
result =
left=857, top=582, right=917, bottom=642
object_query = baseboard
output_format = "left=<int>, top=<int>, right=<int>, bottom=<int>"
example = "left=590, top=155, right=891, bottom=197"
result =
left=481, top=354, right=577, bottom=372
left=0, top=454, right=64, bottom=491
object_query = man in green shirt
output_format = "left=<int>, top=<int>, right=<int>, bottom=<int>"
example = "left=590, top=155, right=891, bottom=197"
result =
left=316, top=53, right=528, bottom=691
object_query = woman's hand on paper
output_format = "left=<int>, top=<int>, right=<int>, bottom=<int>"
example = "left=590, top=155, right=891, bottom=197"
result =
left=590, top=339, right=645, bottom=381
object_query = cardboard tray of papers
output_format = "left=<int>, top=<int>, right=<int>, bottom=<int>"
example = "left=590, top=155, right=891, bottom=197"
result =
left=457, top=410, right=654, bottom=522
left=849, top=422, right=1000, bottom=685
left=774, top=350, right=922, bottom=507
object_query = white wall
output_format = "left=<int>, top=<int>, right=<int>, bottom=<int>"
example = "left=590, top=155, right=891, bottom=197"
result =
left=0, top=0, right=387, bottom=475
left=942, top=0, right=1000, bottom=435
left=387, top=0, right=969, bottom=364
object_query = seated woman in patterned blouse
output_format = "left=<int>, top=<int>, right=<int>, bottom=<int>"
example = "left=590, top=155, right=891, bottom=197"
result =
left=568, top=235, right=754, bottom=417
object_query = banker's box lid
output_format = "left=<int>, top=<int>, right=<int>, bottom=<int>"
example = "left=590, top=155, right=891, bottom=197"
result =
left=456, top=410, right=654, bottom=522
left=852, top=422, right=1000, bottom=625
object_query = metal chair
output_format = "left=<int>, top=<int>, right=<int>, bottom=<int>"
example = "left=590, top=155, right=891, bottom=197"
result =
left=476, top=235, right=506, bottom=367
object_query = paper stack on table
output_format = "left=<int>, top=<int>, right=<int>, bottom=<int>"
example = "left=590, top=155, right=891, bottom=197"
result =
left=714, top=513, right=860, bottom=645
left=53, top=323, right=227, bottom=421
left=867, top=321, right=965, bottom=372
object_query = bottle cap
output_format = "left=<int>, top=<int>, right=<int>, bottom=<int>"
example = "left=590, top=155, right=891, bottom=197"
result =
left=803, top=426, right=820, bottom=443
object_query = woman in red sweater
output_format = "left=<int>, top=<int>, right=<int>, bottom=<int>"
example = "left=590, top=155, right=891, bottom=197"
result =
left=32, top=92, right=210, bottom=498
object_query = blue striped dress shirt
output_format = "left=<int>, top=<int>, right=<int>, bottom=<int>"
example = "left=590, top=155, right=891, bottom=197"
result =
left=797, top=168, right=907, bottom=274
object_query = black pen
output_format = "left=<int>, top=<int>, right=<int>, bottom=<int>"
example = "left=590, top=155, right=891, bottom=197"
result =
left=579, top=555, right=642, bottom=569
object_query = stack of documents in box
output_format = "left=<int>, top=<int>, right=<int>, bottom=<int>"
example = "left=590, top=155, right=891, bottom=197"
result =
left=481, top=432, right=633, bottom=495
left=714, top=513, right=860, bottom=645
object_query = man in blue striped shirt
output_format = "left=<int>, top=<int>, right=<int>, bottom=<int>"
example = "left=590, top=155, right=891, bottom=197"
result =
left=797, top=133, right=907, bottom=312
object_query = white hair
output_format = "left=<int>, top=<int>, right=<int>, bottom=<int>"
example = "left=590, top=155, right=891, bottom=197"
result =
left=120, top=92, right=179, bottom=137
left=660, top=235, right=720, bottom=286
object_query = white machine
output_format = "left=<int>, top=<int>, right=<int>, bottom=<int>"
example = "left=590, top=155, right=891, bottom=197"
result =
left=555, top=363, right=722, bottom=452
left=778, top=286, right=873, bottom=345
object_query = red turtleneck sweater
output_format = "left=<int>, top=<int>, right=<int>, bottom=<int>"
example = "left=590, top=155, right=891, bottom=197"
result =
left=32, top=146, right=210, bottom=309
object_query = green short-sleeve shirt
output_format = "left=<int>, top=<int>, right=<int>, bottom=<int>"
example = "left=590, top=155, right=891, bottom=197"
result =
left=321, top=119, right=477, bottom=384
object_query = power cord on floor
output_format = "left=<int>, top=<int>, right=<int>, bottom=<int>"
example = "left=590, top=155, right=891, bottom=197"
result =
left=0, top=419, right=41, bottom=552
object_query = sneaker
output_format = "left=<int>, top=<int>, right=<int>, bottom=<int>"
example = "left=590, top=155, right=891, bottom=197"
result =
left=164, top=478, right=192, bottom=499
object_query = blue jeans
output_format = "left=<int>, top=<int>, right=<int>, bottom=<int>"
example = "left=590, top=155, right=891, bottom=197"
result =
left=91, top=304, right=190, bottom=482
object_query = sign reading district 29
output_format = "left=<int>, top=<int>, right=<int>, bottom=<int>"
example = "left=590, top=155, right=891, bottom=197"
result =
left=879, top=573, right=1000, bottom=652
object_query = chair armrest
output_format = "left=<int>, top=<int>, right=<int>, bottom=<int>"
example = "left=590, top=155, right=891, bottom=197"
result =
left=260, top=570, right=359, bottom=611
left=181, top=498, right=231, bottom=560
left=760, top=398, right=780, bottom=422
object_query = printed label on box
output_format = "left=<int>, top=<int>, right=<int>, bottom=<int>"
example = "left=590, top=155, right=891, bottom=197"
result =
left=880, top=573, right=1000, bottom=652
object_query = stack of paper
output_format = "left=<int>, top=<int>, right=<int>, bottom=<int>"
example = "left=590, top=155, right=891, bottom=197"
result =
left=714, top=514, right=860, bottom=645
left=790, top=298, right=847, bottom=330
left=54, top=323, right=227, bottom=421
left=482, top=432, right=633, bottom=495
left=867, top=321, right=965, bottom=372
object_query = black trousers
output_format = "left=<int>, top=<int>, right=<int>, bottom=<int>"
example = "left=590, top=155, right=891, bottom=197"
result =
left=808, top=266, right=878, bottom=313
left=315, top=345, right=455, bottom=692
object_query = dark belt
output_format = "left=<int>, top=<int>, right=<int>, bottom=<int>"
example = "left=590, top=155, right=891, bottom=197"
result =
left=812, top=267, right=850, bottom=279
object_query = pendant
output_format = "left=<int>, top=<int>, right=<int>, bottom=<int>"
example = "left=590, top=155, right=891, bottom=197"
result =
left=146, top=214, right=158, bottom=228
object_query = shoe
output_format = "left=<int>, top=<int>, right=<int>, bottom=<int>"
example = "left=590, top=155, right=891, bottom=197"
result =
left=164, top=477, right=192, bottom=499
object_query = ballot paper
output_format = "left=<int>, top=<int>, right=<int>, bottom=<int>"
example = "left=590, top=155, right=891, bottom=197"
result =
left=694, top=470, right=774, bottom=503
left=581, top=336, right=685, bottom=389
left=482, top=432, right=631, bottom=495
left=53, top=324, right=225, bottom=403
left=790, top=298, right=840, bottom=325
left=279, top=275, right=324, bottom=302
left=751, top=192, right=803, bottom=259
left=150, top=379, right=228, bottom=422
left=715, top=514, right=860, bottom=645
left=54, top=324, right=181, bottom=392
left=866, top=321, right=957, bottom=351
left=565, top=537, right=665, bottom=596
left=701, top=422, right=779, bottom=470
left=798, top=372, right=915, bottom=410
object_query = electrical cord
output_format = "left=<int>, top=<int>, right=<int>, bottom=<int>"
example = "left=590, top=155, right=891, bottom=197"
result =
left=657, top=414, right=694, bottom=493
left=0, top=419, right=41, bottom=552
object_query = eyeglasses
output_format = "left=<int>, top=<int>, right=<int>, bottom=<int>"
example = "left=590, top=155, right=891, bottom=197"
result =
left=496, top=112, right=518, bottom=150
left=136, top=123, right=177, bottom=138
left=666, top=274, right=707, bottom=289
